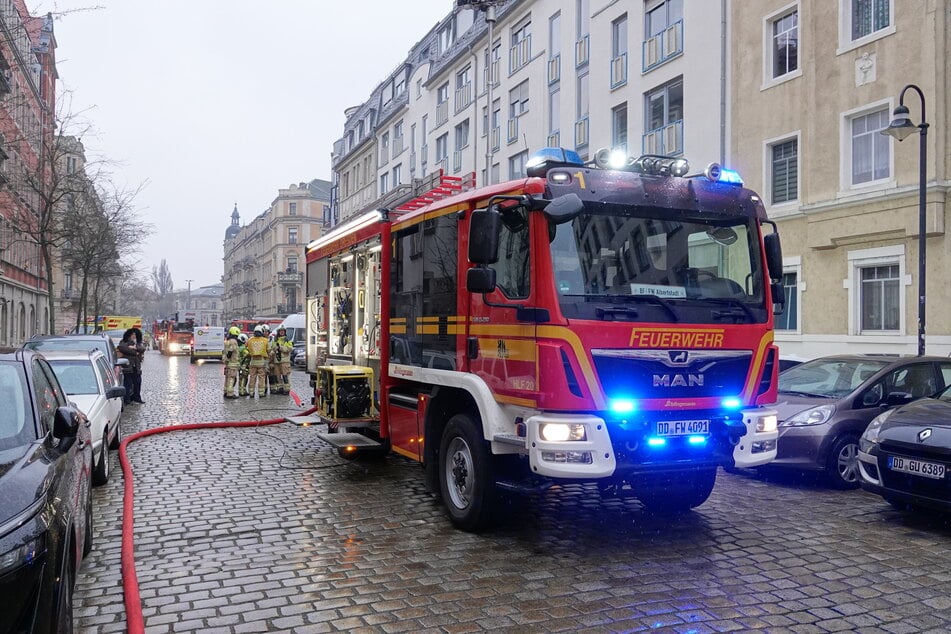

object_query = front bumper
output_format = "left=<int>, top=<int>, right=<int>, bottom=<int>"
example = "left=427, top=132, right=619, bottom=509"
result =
left=733, top=409, right=778, bottom=468
left=858, top=447, right=951, bottom=513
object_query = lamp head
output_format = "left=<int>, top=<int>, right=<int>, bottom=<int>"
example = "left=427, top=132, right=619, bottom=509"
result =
left=882, top=104, right=920, bottom=142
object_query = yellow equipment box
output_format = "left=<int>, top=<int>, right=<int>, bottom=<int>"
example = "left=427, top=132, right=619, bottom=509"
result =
left=317, top=365, right=374, bottom=420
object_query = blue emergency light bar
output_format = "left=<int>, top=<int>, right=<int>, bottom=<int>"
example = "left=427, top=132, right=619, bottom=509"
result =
left=526, top=147, right=585, bottom=177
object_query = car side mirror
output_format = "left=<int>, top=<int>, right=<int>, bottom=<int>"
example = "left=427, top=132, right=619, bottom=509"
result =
left=107, top=386, right=127, bottom=400
left=883, top=391, right=914, bottom=407
left=53, top=406, right=82, bottom=443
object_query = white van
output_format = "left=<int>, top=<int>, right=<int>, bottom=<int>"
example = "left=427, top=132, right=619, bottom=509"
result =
left=277, top=314, right=306, bottom=366
left=190, top=326, right=225, bottom=363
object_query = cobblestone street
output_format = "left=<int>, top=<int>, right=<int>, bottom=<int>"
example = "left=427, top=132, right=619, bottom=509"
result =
left=74, top=351, right=951, bottom=633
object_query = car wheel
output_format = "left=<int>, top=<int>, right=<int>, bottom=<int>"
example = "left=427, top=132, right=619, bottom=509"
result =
left=109, top=419, right=122, bottom=450
left=54, top=543, right=76, bottom=633
left=92, top=436, right=109, bottom=486
left=438, top=413, right=497, bottom=533
left=827, top=435, right=861, bottom=489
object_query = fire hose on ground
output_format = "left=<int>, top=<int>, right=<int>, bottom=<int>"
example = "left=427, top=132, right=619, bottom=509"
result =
left=117, top=391, right=318, bottom=634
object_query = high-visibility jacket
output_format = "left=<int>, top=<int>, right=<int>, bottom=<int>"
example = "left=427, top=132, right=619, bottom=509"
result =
left=246, top=336, right=269, bottom=366
left=271, top=336, right=293, bottom=363
left=222, top=338, right=240, bottom=367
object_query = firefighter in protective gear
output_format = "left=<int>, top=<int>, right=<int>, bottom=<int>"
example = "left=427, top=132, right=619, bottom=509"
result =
left=222, top=327, right=242, bottom=398
left=237, top=333, right=250, bottom=396
left=270, top=327, right=294, bottom=394
left=246, top=326, right=270, bottom=397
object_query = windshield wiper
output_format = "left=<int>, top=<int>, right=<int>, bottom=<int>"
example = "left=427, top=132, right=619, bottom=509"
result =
left=702, top=297, right=756, bottom=322
left=779, top=390, right=831, bottom=398
left=562, top=293, right=679, bottom=322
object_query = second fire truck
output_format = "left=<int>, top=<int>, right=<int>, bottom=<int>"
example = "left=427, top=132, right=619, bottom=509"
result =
left=304, top=148, right=783, bottom=531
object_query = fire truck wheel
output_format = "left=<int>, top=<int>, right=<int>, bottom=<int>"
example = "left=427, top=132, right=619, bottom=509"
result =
left=637, top=469, right=717, bottom=514
left=439, top=414, right=497, bottom=532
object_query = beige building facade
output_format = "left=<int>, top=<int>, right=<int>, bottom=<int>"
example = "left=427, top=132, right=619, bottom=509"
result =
left=223, top=180, right=330, bottom=321
left=730, top=0, right=949, bottom=358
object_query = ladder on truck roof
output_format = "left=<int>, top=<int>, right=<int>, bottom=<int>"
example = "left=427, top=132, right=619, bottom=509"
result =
left=389, top=170, right=477, bottom=212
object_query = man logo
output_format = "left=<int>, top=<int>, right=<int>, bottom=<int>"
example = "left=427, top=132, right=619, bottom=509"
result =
left=668, top=350, right=689, bottom=364
left=918, top=428, right=933, bottom=443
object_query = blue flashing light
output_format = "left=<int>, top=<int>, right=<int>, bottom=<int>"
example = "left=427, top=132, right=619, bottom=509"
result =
left=688, top=435, right=708, bottom=445
left=610, top=398, right=637, bottom=414
left=722, top=397, right=742, bottom=410
left=647, top=437, right=667, bottom=448
left=717, top=168, right=744, bottom=185
left=526, top=147, right=585, bottom=177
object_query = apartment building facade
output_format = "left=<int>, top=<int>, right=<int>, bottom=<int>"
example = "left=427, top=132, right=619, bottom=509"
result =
left=730, top=0, right=949, bottom=357
left=331, top=0, right=730, bottom=224
left=223, top=179, right=330, bottom=321
left=0, top=1, right=56, bottom=344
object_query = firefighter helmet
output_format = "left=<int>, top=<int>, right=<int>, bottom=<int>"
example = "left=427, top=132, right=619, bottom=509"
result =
left=253, top=326, right=264, bottom=335
left=228, top=326, right=241, bottom=336
left=238, top=333, right=248, bottom=344
left=261, top=324, right=271, bottom=334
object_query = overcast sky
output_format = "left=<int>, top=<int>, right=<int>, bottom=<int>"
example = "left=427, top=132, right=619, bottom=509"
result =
left=37, top=0, right=454, bottom=291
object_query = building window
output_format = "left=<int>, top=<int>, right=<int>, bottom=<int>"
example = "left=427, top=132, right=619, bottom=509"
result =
left=776, top=270, right=799, bottom=331
left=611, top=102, right=627, bottom=151
left=438, top=20, right=456, bottom=53
left=770, top=138, right=798, bottom=204
left=455, top=65, right=472, bottom=111
left=861, top=265, right=900, bottom=331
left=770, top=9, right=798, bottom=79
left=380, top=132, right=389, bottom=165
left=435, top=133, right=449, bottom=166
left=392, top=164, right=402, bottom=187
left=848, top=245, right=903, bottom=335
left=850, top=107, right=889, bottom=186
left=287, top=257, right=298, bottom=272
left=509, top=80, right=529, bottom=119
left=436, top=82, right=450, bottom=126
left=454, top=119, right=469, bottom=151
left=510, top=16, right=532, bottom=72
left=851, top=0, right=889, bottom=41
left=644, top=0, right=683, bottom=70
left=393, top=120, right=404, bottom=155
left=548, top=87, right=560, bottom=140
left=289, top=202, right=297, bottom=216
left=549, top=12, right=561, bottom=58
left=288, top=226, right=298, bottom=244
left=644, top=78, right=683, bottom=155
left=509, top=150, right=529, bottom=180
left=66, top=156, right=77, bottom=174
left=379, top=173, right=389, bottom=194
left=610, top=14, right=628, bottom=88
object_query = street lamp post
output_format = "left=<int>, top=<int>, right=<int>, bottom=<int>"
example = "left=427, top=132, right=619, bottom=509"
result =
left=185, top=279, right=193, bottom=312
left=882, top=85, right=928, bottom=356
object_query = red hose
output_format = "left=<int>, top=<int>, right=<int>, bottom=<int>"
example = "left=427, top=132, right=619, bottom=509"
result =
left=118, top=401, right=318, bottom=633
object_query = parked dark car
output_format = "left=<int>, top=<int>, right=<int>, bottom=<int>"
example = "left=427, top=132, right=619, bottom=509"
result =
left=23, top=333, right=125, bottom=386
left=859, top=384, right=951, bottom=512
left=771, top=354, right=951, bottom=489
left=291, top=344, right=305, bottom=367
left=0, top=347, right=93, bottom=632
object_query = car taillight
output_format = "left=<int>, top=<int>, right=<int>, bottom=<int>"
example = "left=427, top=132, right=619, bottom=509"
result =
left=189, top=338, right=194, bottom=345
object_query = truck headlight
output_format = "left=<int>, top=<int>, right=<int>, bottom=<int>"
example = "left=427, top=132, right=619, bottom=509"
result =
left=539, top=423, right=587, bottom=442
left=781, top=404, right=835, bottom=427
left=756, top=414, right=777, bottom=433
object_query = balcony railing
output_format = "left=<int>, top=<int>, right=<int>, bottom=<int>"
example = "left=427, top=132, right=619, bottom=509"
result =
left=642, top=119, right=684, bottom=156
left=610, top=53, right=628, bottom=89
left=491, top=127, right=500, bottom=151
left=643, top=20, right=684, bottom=72
left=60, top=288, right=78, bottom=299
left=435, top=101, right=449, bottom=127
left=575, top=34, right=589, bottom=68
left=276, top=271, right=303, bottom=285
left=548, top=54, right=561, bottom=84
left=483, top=60, right=500, bottom=88
left=454, top=82, right=472, bottom=113
left=392, top=136, right=404, bottom=156
left=547, top=131, right=560, bottom=147
left=507, top=117, right=519, bottom=144
left=452, top=150, right=463, bottom=173
left=574, top=116, right=589, bottom=147
left=510, top=35, right=532, bottom=73
left=277, top=303, right=302, bottom=315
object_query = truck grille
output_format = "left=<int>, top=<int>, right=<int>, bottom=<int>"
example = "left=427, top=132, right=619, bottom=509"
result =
left=592, top=349, right=752, bottom=399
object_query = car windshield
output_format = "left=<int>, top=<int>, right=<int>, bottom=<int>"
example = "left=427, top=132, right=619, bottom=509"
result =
left=25, top=337, right=109, bottom=358
left=48, top=359, right=99, bottom=396
left=548, top=205, right=767, bottom=324
left=0, top=362, right=32, bottom=450
left=778, top=358, right=890, bottom=398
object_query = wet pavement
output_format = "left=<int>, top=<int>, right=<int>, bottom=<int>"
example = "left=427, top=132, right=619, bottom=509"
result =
left=75, top=350, right=951, bottom=633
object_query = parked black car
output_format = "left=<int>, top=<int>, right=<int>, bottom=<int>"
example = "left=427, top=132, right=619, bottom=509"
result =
left=0, top=348, right=93, bottom=632
left=771, top=354, right=951, bottom=488
left=859, top=384, right=951, bottom=512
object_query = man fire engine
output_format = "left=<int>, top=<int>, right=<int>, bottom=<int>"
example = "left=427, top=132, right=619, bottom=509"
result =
left=303, top=148, right=783, bottom=532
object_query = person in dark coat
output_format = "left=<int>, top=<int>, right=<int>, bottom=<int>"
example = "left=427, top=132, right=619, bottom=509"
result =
left=117, top=327, right=146, bottom=404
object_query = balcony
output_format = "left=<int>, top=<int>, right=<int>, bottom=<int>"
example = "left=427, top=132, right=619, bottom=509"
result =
left=60, top=288, right=78, bottom=300
left=277, top=271, right=303, bottom=285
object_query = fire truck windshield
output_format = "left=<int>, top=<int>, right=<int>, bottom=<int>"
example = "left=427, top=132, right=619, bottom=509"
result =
left=549, top=205, right=767, bottom=324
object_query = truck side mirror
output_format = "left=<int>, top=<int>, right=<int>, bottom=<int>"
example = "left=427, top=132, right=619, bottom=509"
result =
left=466, top=267, right=497, bottom=293
left=764, top=232, right=783, bottom=281
left=468, top=208, right=501, bottom=265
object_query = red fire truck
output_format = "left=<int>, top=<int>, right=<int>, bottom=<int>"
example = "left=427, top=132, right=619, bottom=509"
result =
left=304, top=149, right=784, bottom=531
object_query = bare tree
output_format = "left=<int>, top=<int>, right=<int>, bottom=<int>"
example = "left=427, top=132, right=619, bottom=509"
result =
left=151, top=259, right=175, bottom=318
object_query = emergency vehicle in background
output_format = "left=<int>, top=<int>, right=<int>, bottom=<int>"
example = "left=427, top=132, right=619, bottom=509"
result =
left=230, top=318, right=283, bottom=336
left=303, top=148, right=784, bottom=532
left=157, top=318, right=194, bottom=356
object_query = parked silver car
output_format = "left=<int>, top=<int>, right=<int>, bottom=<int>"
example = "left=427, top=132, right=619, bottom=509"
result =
left=771, top=354, right=951, bottom=488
